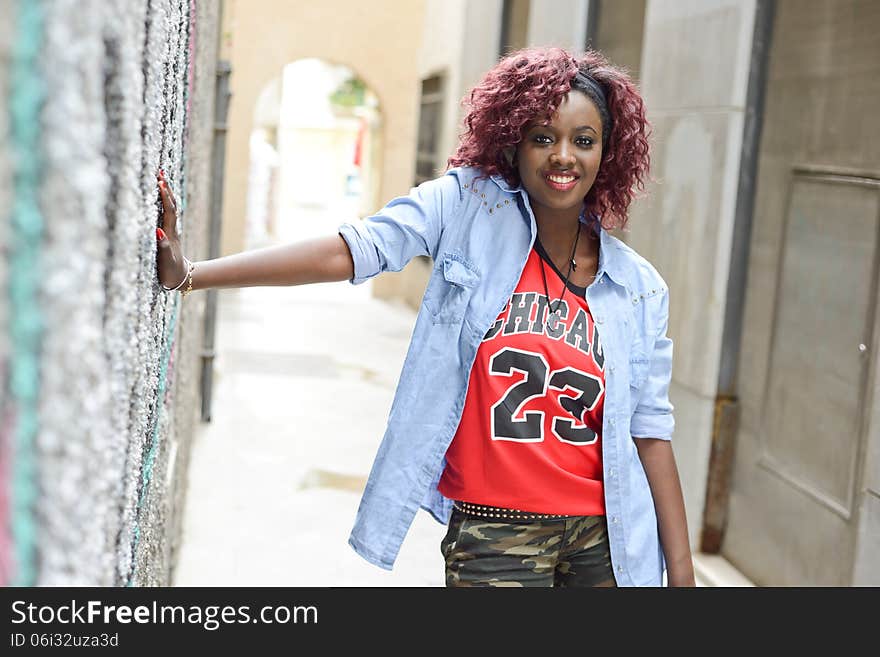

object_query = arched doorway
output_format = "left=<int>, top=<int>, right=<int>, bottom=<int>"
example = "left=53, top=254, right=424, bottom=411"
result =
left=245, top=58, right=382, bottom=249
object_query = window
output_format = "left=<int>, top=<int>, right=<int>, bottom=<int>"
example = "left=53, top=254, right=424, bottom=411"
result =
left=414, top=75, right=445, bottom=186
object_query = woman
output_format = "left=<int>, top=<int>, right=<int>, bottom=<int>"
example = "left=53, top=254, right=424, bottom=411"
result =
left=156, top=47, right=695, bottom=587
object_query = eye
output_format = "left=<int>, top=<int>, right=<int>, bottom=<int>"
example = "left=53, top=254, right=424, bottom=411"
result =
left=575, top=136, right=594, bottom=148
left=532, top=134, right=552, bottom=145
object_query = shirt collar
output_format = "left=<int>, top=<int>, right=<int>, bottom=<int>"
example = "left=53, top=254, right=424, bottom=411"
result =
left=596, top=225, right=627, bottom=288
left=489, top=173, right=522, bottom=193
left=560, top=208, right=629, bottom=290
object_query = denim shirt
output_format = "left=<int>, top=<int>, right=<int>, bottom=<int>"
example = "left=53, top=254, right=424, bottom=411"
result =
left=338, top=166, right=674, bottom=586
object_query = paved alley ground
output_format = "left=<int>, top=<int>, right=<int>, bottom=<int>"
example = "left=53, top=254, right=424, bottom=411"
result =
left=173, top=275, right=447, bottom=586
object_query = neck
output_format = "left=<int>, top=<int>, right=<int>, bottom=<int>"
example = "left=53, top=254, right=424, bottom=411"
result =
left=534, top=208, right=583, bottom=256
left=534, top=208, right=601, bottom=282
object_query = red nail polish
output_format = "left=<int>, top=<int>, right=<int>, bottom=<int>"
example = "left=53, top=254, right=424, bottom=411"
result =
left=157, top=227, right=166, bottom=240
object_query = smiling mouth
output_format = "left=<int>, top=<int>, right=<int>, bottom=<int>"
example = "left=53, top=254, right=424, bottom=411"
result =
left=544, top=172, right=580, bottom=190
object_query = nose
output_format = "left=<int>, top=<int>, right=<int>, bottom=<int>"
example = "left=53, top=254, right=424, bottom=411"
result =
left=550, top=142, right=575, bottom=168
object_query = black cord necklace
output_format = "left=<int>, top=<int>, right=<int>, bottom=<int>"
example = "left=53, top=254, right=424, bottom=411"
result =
left=538, top=223, right=581, bottom=327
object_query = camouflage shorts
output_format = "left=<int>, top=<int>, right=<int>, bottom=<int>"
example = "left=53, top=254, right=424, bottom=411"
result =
left=441, top=507, right=616, bottom=587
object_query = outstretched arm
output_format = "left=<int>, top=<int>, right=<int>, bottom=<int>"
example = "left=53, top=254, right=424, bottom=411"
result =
left=182, top=236, right=354, bottom=290
left=633, top=437, right=695, bottom=587
left=155, top=170, right=353, bottom=291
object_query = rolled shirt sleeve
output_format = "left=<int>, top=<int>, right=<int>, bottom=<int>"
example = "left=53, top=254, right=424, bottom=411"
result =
left=338, top=172, right=461, bottom=285
left=630, top=289, right=675, bottom=440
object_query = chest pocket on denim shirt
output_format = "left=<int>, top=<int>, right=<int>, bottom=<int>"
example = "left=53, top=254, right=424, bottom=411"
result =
left=423, top=254, right=480, bottom=324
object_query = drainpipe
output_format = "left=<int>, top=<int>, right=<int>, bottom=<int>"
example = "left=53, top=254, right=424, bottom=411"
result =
left=200, top=59, right=231, bottom=422
left=700, top=0, right=775, bottom=553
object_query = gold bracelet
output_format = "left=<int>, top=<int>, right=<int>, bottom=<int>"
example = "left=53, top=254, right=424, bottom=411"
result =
left=180, top=261, right=195, bottom=297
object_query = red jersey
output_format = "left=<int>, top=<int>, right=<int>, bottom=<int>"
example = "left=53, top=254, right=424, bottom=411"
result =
left=439, top=243, right=606, bottom=516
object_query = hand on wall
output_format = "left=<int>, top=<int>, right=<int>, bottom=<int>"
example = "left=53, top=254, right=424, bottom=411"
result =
left=155, top=170, right=190, bottom=291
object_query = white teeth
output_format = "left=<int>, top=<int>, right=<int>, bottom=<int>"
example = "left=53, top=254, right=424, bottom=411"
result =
left=548, top=175, right=575, bottom=184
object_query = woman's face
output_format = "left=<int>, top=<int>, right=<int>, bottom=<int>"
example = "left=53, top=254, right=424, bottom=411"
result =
left=516, top=91, right=603, bottom=219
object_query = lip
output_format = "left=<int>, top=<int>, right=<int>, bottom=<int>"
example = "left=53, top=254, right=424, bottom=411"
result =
left=543, top=171, right=581, bottom=192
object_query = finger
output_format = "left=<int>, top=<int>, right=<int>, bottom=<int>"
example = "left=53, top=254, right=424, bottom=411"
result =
left=156, top=227, right=173, bottom=286
left=158, top=179, right=173, bottom=212
left=157, top=167, right=175, bottom=199
left=158, top=180, right=178, bottom=233
left=160, top=170, right=178, bottom=210
left=156, top=227, right=178, bottom=261
left=167, top=185, right=178, bottom=213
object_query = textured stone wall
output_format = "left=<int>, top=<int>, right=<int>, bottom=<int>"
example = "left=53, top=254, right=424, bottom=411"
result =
left=0, top=0, right=220, bottom=586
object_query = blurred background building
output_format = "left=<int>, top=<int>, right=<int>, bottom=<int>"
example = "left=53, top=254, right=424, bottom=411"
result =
left=1, top=0, right=877, bottom=586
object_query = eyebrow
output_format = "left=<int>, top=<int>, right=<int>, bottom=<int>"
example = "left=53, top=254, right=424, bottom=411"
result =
left=528, top=124, right=598, bottom=134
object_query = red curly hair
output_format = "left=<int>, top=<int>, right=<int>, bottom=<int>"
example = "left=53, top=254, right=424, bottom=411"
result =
left=447, top=47, right=650, bottom=230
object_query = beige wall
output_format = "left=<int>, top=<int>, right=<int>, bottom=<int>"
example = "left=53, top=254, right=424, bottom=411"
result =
left=625, top=0, right=758, bottom=549
left=526, top=0, right=589, bottom=51
left=220, top=0, right=425, bottom=259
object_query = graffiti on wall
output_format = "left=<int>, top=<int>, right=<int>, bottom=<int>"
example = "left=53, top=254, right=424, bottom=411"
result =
left=0, top=0, right=214, bottom=586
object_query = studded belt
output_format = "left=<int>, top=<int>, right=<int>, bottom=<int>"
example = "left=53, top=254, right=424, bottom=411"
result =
left=453, top=500, right=576, bottom=522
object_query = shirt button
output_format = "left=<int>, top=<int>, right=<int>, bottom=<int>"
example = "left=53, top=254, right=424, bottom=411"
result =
left=612, top=516, right=619, bottom=524
left=609, top=418, right=615, bottom=426
left=617, top=565, right=624, bottom=573
left=596, top=317, right=604, bottom=324
left=608, top=468, right=615, bottom=477
left=608, top=365, right=615, bottom=373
